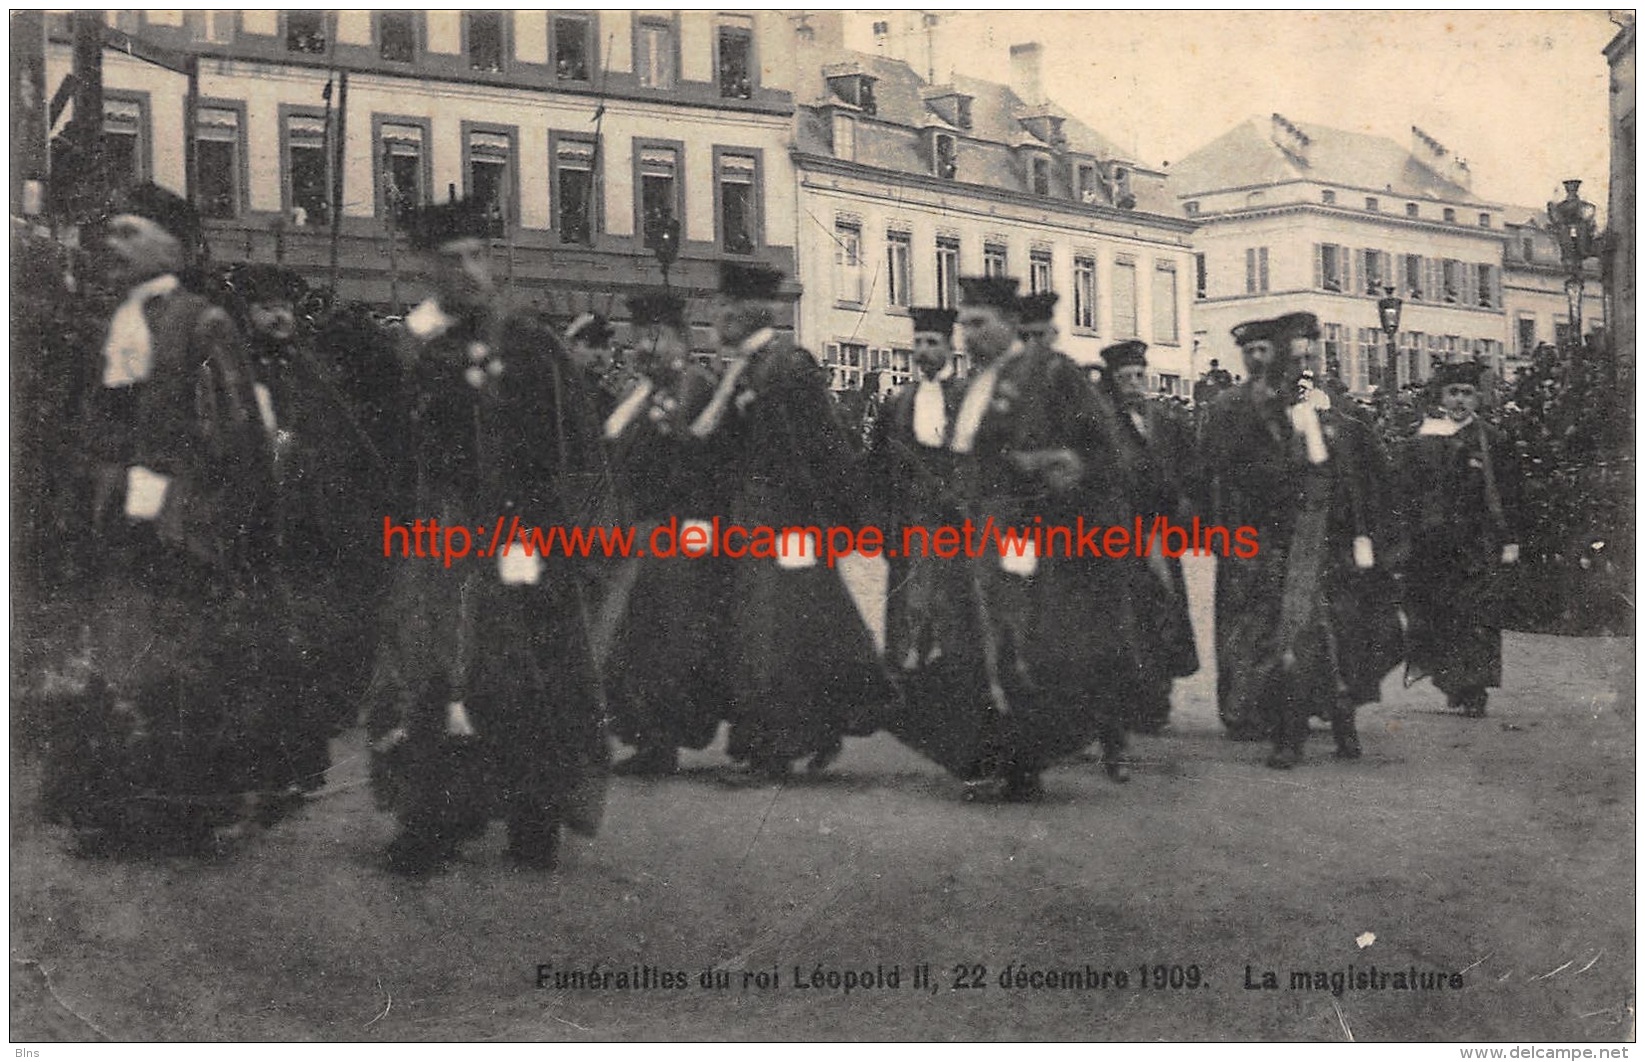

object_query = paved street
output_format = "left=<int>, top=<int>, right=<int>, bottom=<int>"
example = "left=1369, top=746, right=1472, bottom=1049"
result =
left=10, top=557, right=1635, bottom=1041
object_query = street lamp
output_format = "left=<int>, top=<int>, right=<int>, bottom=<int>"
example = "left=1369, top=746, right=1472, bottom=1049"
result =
left=1546, top=178, right=1598, bottom=350
left=1378, top=284, right=1403, bottom=390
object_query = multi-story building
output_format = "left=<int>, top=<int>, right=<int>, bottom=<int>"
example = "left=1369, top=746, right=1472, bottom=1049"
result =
left=1604, top=17, right=1635, bottom=370
left=785, top=13, right=1197, bottom=394
left=1502, top=208, right=1605, bottom=364
left=37, top=10, right=800, bottom=339
left=1174, top=115, right=1512, bottom=392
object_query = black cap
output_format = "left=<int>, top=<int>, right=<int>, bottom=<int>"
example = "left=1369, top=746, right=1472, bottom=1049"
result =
left=1431, top=360, right=1487, bottom=388
left=110, top=181, right=200, bottom=248
left=234, top=262, right=306, bottom=305
left=405, top=196, right=491, bottom=250
left=718, top=261, right=785, bottom=301
left=1232, top=312, right=1320, bottom=346
left=1018, top=291, right=1059, bottom=325
left=566, top=311, right=615, bottom=346
left=910, top=306, right=957, bottom=335
left=1100, top=340, right=1149, bottom=369
left=627, top=291, right=688, bottom=329
left=958, top=275, right=1020, bottom=313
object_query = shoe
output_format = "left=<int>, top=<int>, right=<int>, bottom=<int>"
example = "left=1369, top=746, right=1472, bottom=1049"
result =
left=1333, top=733, right=1363, bottom=760
left=1460, top=690, right=1488, bottom=718
left=384, top=832, right=456, bottom=876
left=806, top=738, right=844, bottom=774
left=1101, top=750, right=1132, bottom=783
left=1265, top=747, right=1301, bottom=770
left=612, top=746, right=680, bottom=777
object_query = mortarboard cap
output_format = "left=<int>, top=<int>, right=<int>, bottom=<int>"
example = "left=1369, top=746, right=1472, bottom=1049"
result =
left=910, top=306, right=957, bottom=335
left=1272, top=311, right=1322, bottom=341
left=1431, top=360, right=1487, bottom=388
left=1018, top=291, right=1059, bottom=325
left=958, top=275, right=1021, bottom=313
left=405, top=196, right=492, bottom=250
left=110, top=181, right=201, bottom=248
left=718, top=261, right=785, bottom=301
left=1100, top=339, right=1149, bottom=369
left=627, top=291, right=688, bottom=329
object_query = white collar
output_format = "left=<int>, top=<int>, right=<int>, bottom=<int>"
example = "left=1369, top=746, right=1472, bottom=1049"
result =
left=1417, top=414, right=1474, bottom=437
left=406, top=298, right=457, bottom=340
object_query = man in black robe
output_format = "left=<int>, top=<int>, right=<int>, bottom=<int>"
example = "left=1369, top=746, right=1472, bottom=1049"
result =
left=368, top=197, right=610, bottom=872
left=40, top=183, right=291, bottom=848
left=1095, top=339, right=1199, bottom=734
left=695, top=262, right=890, bottom=778
left=867, top=306, right=964, bottom=676
left=1200, top=312, right=1402, bottom=768
left=603, top=290, right=735, bottom=774
left=1394, top=360, right=1522, bottom=717
left=897, top=277, right=1143, bottom=801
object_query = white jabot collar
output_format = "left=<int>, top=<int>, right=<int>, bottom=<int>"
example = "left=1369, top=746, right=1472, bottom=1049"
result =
left=406, top=298, right=456, bottom=340
left=101, top=273, right=180, bottom=388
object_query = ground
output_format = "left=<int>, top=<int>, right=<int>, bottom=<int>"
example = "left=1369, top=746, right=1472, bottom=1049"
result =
left=9, top=557, right=1636, bottom=1042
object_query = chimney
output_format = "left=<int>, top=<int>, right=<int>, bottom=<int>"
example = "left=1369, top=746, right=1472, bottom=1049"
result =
left=1410, top=125, right=1472, bottom=190
left=1269, top=113, right=1312, bottom=164
left=790, top=11, right=846, bottom=103
left=872, top=19, right=888, bottom=53
left=1009, top=42, right=1045, bottom=105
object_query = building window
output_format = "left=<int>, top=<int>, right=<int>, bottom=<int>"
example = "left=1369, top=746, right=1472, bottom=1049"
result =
left=100, top=97, right=147, bottom=186
left=1517, top=314, right=1537, bottom=354
left=716, top=151, right=758, bottom=254
left=1362, top=249, right=1391, bottom=295
left=635, top=16, right=676, bottom=89
left=379, top=12, right=415, bottom=62
left=1440, top=258, right=1460, bottom=303
left=1029, top=249, right=1053, bottom=295
left=195, top=105, right=242, bottom=219
left=1365, top=196, right=1379, bottom=212
left=886, top=231, right=912, bottom=309
left=1358, top=328, right=1379, bottom=390
left=466, top=128, right=514, bottom=236
left=284, top=112, right=330, bottom=227
left=835, top=220, right=864, bottom=305
left=553, top=14, right=592, bottom=81
left=828, top=75, right=877, bottom=114
left=1442, top=207, right=1457, bottom=223
left=1554, top=318, right=1576, bottom=347
left=1322, top=323, right=1344, bottom=380
left=1405, top=202, right=1420, bottom=218
left=1476, top=263, right=1498, bottom=308
left=1184, top=200, right=1200, bottom=216
left=1073, top=256, right=1096, bottom=329
left=1112, top=258, right=1138, bottom=339
left=983, top=243, right=1008, bottom=279
left=935, top=236, right=959, bottom=310
left=1318, top=243, right=1346, bottom=292
left=467, top=12, right=505, bottom=72
left=1194, top=252, right=1207, bottom=300
left=1077, top=164, right=1099, bottom=203
left=717, top=22, right=754, bottom=99
left=1404, top=254, right=1424, bottom=299
left=636, top=145, right=679, bottom=249
left=552, top=135, right=597, bottom=245
left=1244, top=247, right=1268, bottom=294
left=1478, top=212, right=1491, bottom=228
left=933, top=134, right=957, bottom=180
left=1321, top=189, right=1336, bottom=205
left=286, top=11, right=327, bottom=54
left=1030, top=157, right=1051, bottom=196
left=1153, top=261, right=1179, bottom=344
left=378, top=121, right=426, bottom=221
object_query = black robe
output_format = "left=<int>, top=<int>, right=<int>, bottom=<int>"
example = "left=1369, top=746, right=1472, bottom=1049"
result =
left=367, top=300, right=611, bottom=840
left=1200, top=386, right=1403, bottom=742
left=1394, top=418, right=1522, bottom=696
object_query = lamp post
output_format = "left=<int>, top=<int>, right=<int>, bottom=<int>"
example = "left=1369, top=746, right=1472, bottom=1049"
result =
left=1378, top=284, right=1403, bottom=390
left=1546, top=178, right=1598, bottom=353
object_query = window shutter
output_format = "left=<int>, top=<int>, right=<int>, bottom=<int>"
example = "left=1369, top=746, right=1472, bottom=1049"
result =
left=1353, top=249, right=1365, bottom=297
left=1246, top=248, right=1256, bottom=294
left=1492, top=266, right=1503, bottom=310
left=1313, top=243, right=1323, bottom=290
left=1259, top=248, right=1269, bottom=292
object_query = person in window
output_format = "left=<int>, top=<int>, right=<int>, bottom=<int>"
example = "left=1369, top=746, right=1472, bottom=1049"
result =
left=1095, top=339, right=1198, bottom=735
left=602, top=291, right=736, bottom=776
left=1393, top=361, right=1522, bottom=718
left=368, top=196, right=612, bottom=873
left=694, top=262, right=890, bottom=778
left=40, top=183, right=294, bottom=851
left=1198, top=312, right=1402, bottom=768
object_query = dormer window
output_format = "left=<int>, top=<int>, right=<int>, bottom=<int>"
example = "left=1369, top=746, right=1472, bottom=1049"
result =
left=923, top=89, right=974, bottom=130
left=1031, top=156, right=1051, bottom=196
left=1184, top=201, right=1200, bottom=216
left=1077, top=163, right=1098, bottom=203
left=954, top=97, right=972, bottom=129
left=827, top=74, right=877, bottom=116
left=1443, top=207, right=1457, bottom=224
left=1321, top=189, right=1336, bottom=205
left=932, top=133, right=957, bottom=180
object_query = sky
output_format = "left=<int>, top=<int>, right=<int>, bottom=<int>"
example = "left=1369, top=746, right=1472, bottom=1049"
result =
left=844, top=10, right=1622, bottom=216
